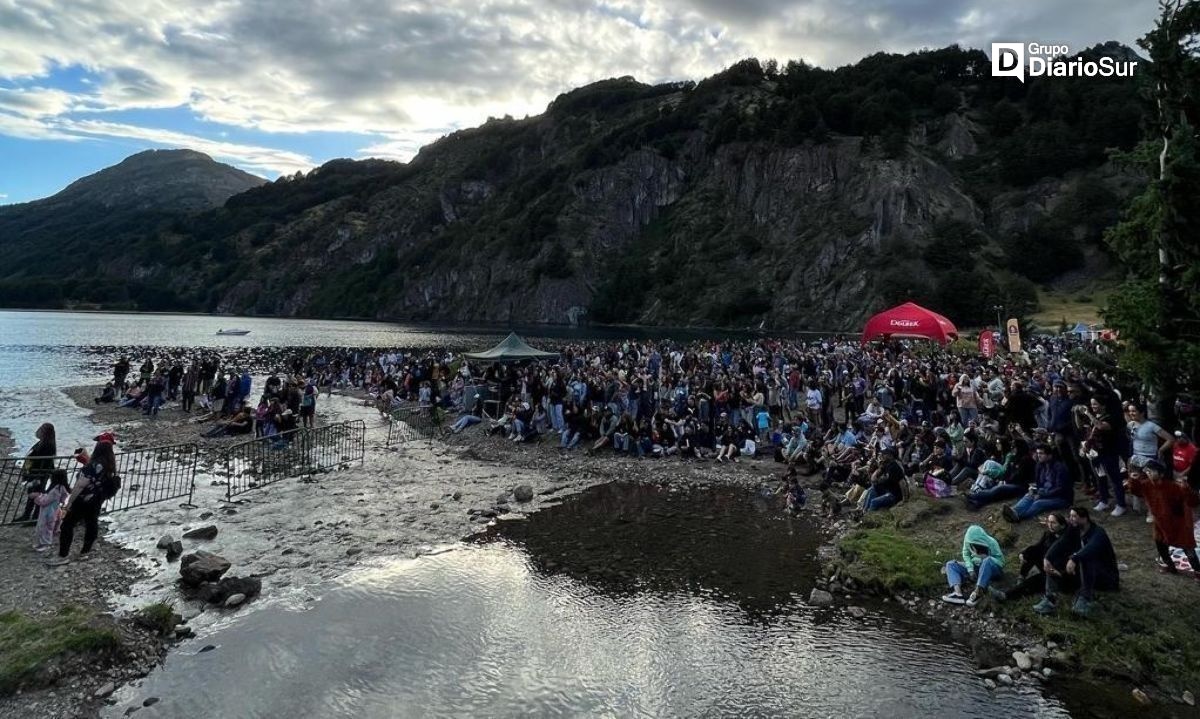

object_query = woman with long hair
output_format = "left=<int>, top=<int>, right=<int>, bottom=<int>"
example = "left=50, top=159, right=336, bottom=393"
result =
left=16, top=422, right=56, bottom=522
left=47, top=434, right=117, bottom=565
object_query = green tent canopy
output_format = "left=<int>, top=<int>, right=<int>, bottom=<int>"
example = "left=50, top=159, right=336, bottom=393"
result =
left=463, top=333, right=558, bottom=362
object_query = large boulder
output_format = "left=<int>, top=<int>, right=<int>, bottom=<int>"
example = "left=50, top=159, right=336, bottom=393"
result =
left=155, top=534, right=175, bottom=549
left=179, top=551, right=231, bottom=586
left=513, top=485, right=534, bottom=503
left=183, top=525, right=219, bottom=540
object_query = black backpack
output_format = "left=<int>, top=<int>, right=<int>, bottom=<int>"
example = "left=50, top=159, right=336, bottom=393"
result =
left=84, top=463, right=121, bottom=501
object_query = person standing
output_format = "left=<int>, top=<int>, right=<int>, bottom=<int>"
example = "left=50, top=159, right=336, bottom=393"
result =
left=1126, top=459, right=1200, bottom=577
left=181, top=364, right=198, bottom=413
left=300, top=383, right=317, bottom=429
left=47, top=433, right=118, bottom=565
left=1079, top=397, right=1127, bottom=517
left=16, top=423, right=57, bottom=522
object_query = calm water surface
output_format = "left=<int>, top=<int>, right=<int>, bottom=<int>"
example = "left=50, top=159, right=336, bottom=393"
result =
left=103, top=484, right=1071, bottom=718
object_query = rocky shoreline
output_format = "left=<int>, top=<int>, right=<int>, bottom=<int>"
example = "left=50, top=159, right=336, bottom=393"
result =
left=5, top=386, right=1193, bottom=716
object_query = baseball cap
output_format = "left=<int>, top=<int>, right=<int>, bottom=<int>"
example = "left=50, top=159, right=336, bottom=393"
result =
left=93, top=431, right=117, bottom=444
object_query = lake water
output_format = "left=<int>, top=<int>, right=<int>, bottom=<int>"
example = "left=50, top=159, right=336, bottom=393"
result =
left=2, top=310, right=747, bottom=454
left=103, top=483, right=1072, bottom=718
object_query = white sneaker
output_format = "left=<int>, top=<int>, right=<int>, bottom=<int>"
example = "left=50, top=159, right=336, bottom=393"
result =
left=1093, top=501, right=1110, bottom=512
left=1110, top=505, right=1126, bottom=517
left=1146, top=514, right=1154, bottom=524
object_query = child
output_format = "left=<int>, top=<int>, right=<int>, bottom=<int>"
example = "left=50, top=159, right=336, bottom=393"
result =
left=32, top=469, right=69, bottom=551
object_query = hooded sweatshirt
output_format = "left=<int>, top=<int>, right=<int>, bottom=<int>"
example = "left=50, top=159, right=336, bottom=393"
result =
left=962, top=524, right=1005, bottom=575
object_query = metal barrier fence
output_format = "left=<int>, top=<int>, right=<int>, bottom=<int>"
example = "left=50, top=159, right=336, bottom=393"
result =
left=386, top=406, right=443, bottom=446
left=1, top=443, right=198, bottom=526
left=224, top=420, right=365, bottom=500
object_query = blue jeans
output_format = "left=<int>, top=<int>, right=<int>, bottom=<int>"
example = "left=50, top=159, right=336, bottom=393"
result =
left=1012, top=493, right=1069, bottom=520
left=864, top=486, right=897, bottom=511
left=551, top=404, right=564, bottom=432
left=451, top=415, right=481, bottom=432
left=967, top=483, right=1025, bottom=507
left=560, top=429, right=580, bottom=449
left=958, top=407, right=978, bottom=425
left=614, top=433, right=630, bottom=452
left=946, top=557, right=1002, bottom=590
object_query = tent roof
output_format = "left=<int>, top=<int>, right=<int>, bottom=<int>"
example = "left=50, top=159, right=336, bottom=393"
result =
left=463, top=332, right=558, bottom=361
left=860, top=302, right=959, bottom=346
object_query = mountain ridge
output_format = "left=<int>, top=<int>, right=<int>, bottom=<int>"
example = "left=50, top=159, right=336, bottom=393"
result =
left=0, top=44, right=1146, bottom=328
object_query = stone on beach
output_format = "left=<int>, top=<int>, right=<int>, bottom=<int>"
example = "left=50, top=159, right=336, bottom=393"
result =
left=182, top=525, right=219, bottom=540
left=513, top=484, right=534, bottom=503
left=179, top=551, right=231, bottom=586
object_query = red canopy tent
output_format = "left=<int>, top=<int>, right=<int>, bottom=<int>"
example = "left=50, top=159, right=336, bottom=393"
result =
left=860, top=302, right=959, bottom=346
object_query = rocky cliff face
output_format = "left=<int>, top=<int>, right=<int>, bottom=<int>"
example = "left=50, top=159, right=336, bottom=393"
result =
left=0, top=46, right=1144, bottom=325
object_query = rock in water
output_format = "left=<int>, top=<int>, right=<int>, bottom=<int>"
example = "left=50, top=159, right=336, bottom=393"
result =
left=513, top=484, right=535, bottom=503
left=223, top=593, right=247, bottom=608
left=166, top=541, right=183, bottom=561
left=155, top=534, right=175, bottom=550
left=1013, top=651, right=1033, bottom=671
left=182, top=525, right=218, bottom=540
left=95, top=682, right=116, bottom=698
left=207, top=576, right=262, bottom=604
left=847, top=606, right=867, bottom=618
left=1131, top=688, right=1151, bottom=705
left=808, top=589, right=834, bottom=606
left=179, top=551, right=231, bottom=586
left=1182, top=690, right=1195, bottom=706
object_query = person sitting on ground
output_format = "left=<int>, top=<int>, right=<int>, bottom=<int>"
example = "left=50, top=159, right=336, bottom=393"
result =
left=966, top=438, right=1035, bottom=510
left=740, top=427, right=758, bottom=459
left=948, top=431, right=987, bottom=486
left=116, top=385, right=144, bottom=408
left=1125, top=459, right=1200, bottom=577
left=942, top=524, right=1005, bottom=606
left=1034, top=506, right=1119, bottom=617
left=716, top=424, right=740, bottom=463
left=862, top=447, right=906, bottom=512
left=1003, top=443, right=1073, bottom=522
left=203, top=407, right=254, bottom=438
left=449, top=411, right=483, bottom=434
left=589, top=408, right=619, bottom=454
left=990, top=512, right=1069, bottom=603
left=94, top=382, right=117, bottom=404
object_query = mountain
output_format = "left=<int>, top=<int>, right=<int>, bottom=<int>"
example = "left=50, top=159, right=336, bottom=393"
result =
left=0, top=45, right=1147, bottom=327
left=39, top=149, right=266, bottom=212
left=0, top=150, right=265, bottom=308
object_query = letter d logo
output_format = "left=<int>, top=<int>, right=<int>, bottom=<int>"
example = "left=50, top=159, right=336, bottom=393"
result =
left=991, top=42, right=1025, bottom=82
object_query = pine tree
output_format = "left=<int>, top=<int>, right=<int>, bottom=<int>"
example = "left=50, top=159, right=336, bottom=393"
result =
left=1104, top=0, right=1200, bottom=422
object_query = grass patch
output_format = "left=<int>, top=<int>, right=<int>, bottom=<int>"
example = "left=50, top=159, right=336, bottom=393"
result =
left=0, top=606, right=121, bottom=695
left=135, top=602, right=178, bottom=636
left=839, top=524, right=949, bottom=592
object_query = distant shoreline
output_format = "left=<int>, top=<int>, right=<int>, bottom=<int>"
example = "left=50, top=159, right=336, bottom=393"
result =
left=0, top=307, right=848, bottom=336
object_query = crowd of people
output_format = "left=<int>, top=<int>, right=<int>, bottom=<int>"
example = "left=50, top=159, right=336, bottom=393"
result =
left=351, top=333, right=1198, bottom=618
left=93, top=355, right=319, bottom=440
left=11, top=333, right=1199, bottom=606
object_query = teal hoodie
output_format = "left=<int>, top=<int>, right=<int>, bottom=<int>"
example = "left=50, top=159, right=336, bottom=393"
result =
left=962, top=524, right=1005, bottom=574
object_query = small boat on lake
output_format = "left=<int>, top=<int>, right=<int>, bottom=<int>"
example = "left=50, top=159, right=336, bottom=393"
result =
left=216, top=328, right=252, bottom=336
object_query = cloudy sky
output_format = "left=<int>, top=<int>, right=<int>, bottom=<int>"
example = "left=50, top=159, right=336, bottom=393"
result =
left=0, top=0, right=1155, bottom=204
